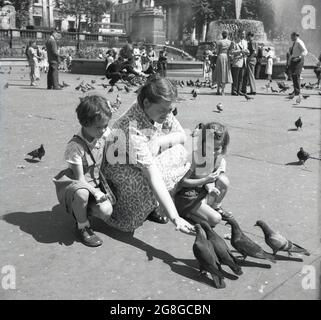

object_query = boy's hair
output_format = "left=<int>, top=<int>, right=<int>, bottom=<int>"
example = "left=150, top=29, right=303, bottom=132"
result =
left=196, top=122, right=230, bottom=156
left=137, top=74, right=177, bottom=107
left=76, top=95, right=112, bottom=127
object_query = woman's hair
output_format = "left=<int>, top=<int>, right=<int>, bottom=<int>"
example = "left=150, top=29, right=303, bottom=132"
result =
left=196, top=122, right=230, bottom=156
left=137, top=74, right=177, bottom=107
left=76, top=95, right=112, bottom=127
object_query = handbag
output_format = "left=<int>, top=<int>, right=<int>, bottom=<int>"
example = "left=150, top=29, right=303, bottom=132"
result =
left=73, top=135, right=117, bottom=205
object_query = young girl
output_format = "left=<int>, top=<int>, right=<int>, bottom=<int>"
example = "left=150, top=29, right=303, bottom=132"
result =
left=175, top=122, right=233, bottom=227
left=265, top=47, right=274, bottom=81
left=26, top=40, right=41, bottom=86
left=53, top=95, right=115, bottom=247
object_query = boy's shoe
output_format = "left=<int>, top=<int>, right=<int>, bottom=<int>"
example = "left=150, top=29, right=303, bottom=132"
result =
left=77, top=226, right=103, bottom=247
left=215, top=207, right=234, bottom=221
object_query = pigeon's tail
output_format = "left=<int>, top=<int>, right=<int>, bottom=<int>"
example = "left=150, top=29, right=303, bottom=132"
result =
left=211, top=274, right=226, bottom=289
left=287, top=242, right=310, bottom=256
left=229, top=264, right=243, bottom=276
left=263, top=251, right=277, bottom=263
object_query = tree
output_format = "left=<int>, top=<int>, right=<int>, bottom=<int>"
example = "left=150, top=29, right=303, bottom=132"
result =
left=56, top=0, right=113, bottom=32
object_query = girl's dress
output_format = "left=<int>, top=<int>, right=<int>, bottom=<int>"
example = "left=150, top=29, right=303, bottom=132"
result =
left=27, top=47, right=39, bottom=84
left=102, top=102, right=190, bottom=232
left=212, top=39, right=232, bottom=84
left=174, top=154, right=224, bottom=218
left=53, top=129, right=113, bottom=216
left=265, top=53, right=273, bottom=75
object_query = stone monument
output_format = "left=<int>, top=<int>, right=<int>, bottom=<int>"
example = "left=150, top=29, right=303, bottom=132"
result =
left=131, top=0, right=165, bottom=44
left=0, top=4, right=16, bottom=29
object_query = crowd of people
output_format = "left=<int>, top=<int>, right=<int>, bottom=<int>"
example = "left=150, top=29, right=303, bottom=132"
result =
left=201, top=30, right=312, bottom=98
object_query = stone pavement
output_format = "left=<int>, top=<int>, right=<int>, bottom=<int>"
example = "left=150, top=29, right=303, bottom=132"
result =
left=0, top=68, right=320, bottom=300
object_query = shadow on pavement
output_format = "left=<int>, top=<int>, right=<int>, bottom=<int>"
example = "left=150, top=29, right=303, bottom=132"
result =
left=24, top=158, right=40, bottom=163
left=287, top=128, right=298, bottom=132
left=92, top=219, right=224, bottom=287
left=2, top=205, right=77, bottom=246
left=292, top=106, right=321, bottom=110
left=285, top=161, right=302, bottom=166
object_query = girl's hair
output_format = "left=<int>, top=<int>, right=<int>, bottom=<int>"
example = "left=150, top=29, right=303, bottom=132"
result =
left=76, top=95, right=112, bottom=127
left=222, top=30, right=228, bottom=38
left=196, top=122, right=230, bottom=156
left=137, top=74, right=177, bottom=107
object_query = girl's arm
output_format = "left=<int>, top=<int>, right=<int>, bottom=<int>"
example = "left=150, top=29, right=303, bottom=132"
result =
left=142, top=164, right=195, bottom=235
left=180, top=176, right=210, bottom=188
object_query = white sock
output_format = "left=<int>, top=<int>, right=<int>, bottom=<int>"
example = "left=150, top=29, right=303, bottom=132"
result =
left=77, top=220, right=90, bottom=230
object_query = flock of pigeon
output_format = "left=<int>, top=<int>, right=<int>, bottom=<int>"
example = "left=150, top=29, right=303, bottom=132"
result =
left=193, top=219, right=310, bottom=289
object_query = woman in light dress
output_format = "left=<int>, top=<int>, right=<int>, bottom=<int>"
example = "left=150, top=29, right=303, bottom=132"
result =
left=212, top=30, right=232, bottom=95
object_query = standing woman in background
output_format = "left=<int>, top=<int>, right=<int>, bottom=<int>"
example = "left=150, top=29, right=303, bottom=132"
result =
left=212, top=31, right=232, bottom=95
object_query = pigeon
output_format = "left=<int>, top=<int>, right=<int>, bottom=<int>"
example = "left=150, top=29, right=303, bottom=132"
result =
left=295, top=117, right=302, bottom=130
left=254, top=220, right=310, bottom=256
left=200, top=221, right=243, bottom=275
left=302, top=94, right=310, bottom=99
left=277, top=81, right=290, bottom=91
left=115, top=84, right=122, bottom=91
left=116, top=94, right=121, bottom=106
left=172, top=107, right=178, bottom=116
left=91, top=79, right=96, bottom=84
left=192, top=91, right=197, bottom=99
left=297, top=147, right=309, bottom=164
left=76, top=77, right=81, bottom=80
left=271, top=87, right=279, bottom=93
left=244, top=94, right=253, bottom=101
left=27, top=144, right=45, bottom=160
left=193, top=224, right=226, bottom=289
left=124, top=85, right=130, bottom=93
left=225, top=219, right=276, bottom=263
left=101, top=77, right=106, bottom=80
left=216, top=102, right=223, bottom=112
left=108, top=86, right=114, bottom=93
left=62, top=81, right=70, bottom=87
left=4, top=82, right=9, bottom=89
left=179, top=81, right=184, bottom=88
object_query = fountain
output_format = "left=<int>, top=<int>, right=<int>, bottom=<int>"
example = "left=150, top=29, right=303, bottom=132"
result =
left=207, top=0, right=268, bottom=44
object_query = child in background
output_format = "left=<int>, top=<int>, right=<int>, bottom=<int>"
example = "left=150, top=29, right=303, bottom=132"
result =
left=175, top=122, right=233, bottom=227
left=265, top=47, right=274, bottom=81
left=157, top=46, right=168, bottom=77
left=202, top=49, right=212, bottom=83
left=53, top=95, right=115, bottom=247
left=26, top=40, right=41, bottom=86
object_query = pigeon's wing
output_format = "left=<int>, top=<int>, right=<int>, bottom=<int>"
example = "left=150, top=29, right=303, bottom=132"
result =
left=27, top=149, right=38, bottom=157
left=266, top=232, right=288, bottom=251
left=238, top=233, right=269, bottom=258
left=285, top=241, right=310, bottom=255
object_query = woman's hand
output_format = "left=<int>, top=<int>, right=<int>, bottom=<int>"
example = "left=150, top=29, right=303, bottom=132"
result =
left=173, top=217, right=196, bottom=235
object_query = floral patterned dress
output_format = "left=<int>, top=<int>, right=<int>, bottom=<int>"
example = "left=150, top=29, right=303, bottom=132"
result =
left=102, top=102, right=190, bottom=232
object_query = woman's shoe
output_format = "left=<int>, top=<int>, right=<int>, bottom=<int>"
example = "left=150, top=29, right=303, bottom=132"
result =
left=147, top=208, right=168, bottom=224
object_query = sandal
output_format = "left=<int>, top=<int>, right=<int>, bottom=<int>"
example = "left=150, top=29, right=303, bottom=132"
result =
left=146, top=207, right=168, bottom=224
left=215, top=207, right=234, bottom=221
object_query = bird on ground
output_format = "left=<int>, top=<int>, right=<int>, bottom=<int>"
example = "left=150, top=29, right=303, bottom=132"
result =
left=254, top=220, right=310, bottom=256
left=216, top=102, right=223, bottom=112
left=116, top=94, right=121, bottom=106
left=91, top=79, right=96, bottom=84
left=200, top=221, right=243, bottom=275
left=179, top=81, right=184, bottom=88
left=76, top=77, right=81, bottom=80
left=124, top=85, right=130, bottom=93
left=172, top=107, right=178, bottom=116
left=244, top=94, right=254, bottom=101
left=115, top=84, right=122, bottom=91
left=192, top=90, right=198, bottom=99
left=297, top=147, right=309, bottom=164
left=225, top=219, right=276, bottom=263
left=108, top=86, right=114, bottom=93
left=271, top=87, right=279, bottom=93
left=4, top=82, right=9, bottom=89
left=295, top=117, right=302, bottom=130
left=101, top=77, right=105, bottom=80
left=302, top=94, right=310, bottom=99
left=62, top=81, right=70, bottom=87
left=277, top=81, right=290, bottom=91
left=193, top=224, right=226, bottom=289
left=27, top=144, right=45, bottom=160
